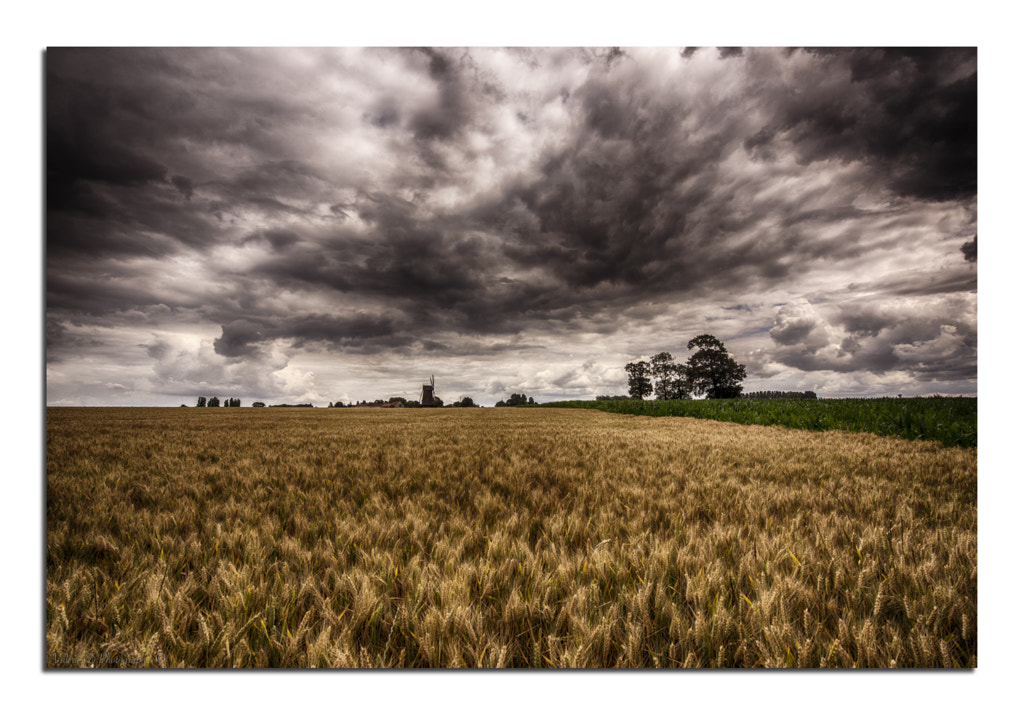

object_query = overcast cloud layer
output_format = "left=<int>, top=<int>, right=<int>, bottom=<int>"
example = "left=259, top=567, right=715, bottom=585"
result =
left=45, top=47, right=976, bottom=406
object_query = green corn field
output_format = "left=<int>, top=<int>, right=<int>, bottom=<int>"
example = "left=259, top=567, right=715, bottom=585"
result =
left=542, top=397, right=976, bottom=448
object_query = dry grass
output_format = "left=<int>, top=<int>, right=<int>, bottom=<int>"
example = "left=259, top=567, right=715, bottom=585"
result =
left=46, top=407, right=976, bottom=668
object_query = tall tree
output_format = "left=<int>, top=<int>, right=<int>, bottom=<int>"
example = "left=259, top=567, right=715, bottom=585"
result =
left=196, top=396, right=206, bottom=407
left=625, top=360, right=653, bottom=400
left=684, top=334, right=746, bottom=399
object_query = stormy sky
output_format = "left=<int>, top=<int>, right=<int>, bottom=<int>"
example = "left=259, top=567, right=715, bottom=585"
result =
left=45, top=47, right=977, bottom=406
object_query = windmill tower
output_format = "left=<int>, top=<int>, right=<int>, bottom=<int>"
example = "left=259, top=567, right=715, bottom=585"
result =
left=420, top=375, right=435, bottom=406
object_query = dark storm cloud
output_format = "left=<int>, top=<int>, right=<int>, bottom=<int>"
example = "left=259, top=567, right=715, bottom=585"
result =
left=750, top=48, right=976, bottom=202
left=961, top=235, right=977, bottom=262
left=47, top=46, right=975, bottom=300
left=466, top=80, right=733, bottom=294
left=241, top=229, right=303, bottom=252
left=44, top=48, right=977, bottom=403
left=170, top=175, right=194, bottom=201
left=248, top=196, right=491, bottom=309
left=448, top=47, right=972, bottom=317
left=393, top=47, right=516, bottom=174
left=211, top=313, right=410, bottom=358
left=409, top=48, right=473, bottom=142
left=229, top=160, right=327, bottom=199
left=46, top=49, right=184, bottom=210
left=46, top=268, right=174, bottom=316
left=603, top=47, right=628, bottom=67
left=213, top=319, right=265, bottom=358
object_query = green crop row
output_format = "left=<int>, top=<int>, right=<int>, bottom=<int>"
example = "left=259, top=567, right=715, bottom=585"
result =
left=541, top=397, right=977, bottom=448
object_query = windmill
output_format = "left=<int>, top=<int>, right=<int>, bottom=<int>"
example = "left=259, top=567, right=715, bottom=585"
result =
left=420, top=375, right=436, bottom=406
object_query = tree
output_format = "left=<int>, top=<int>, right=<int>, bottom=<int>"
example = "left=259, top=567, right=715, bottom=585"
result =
left=650, top=351, right=690, bottom=400
left=625, top=360, right=653, bottom=399
left=208, top=396, right=220, bottom=407
left=252, top=401, right=266, bottom=407
left=196, top=396, right=206, bottom=407
left=457, top=396, right=477, bottom=407
left=663, top=363, right=691, bottom=399
left=684, top=334, right=746, bottom=399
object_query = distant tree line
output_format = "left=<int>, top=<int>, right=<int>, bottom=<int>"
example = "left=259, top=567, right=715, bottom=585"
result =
left=741, top=390, right=818, bottom=400
left=328, top=396, right=442, bottom=408
left=495, top=393, right=535, bottom=407
left=626, top=334, right=747, bottom=400
left=195, top=397, right=243, bottom=407
left=595, top=395, right=631, bottom=401
left=195, top=398, right=297, bottom=407
left=330, top=396, right=484, bottom=408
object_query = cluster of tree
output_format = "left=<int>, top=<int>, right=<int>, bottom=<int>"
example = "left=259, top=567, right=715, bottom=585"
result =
left=626, top=352, right=690, bottom=400
left=331, top=397, right=411, bottom=407
left=595, top=395, right=632, bottom=401
left=195, top=397, right=243, bottom=407
left=269, top=403, right=315, bottom=408
left=626, top=334, right=747, bottom=400
left=450, top=396, right=479, bottom=407
left=741, top=390, right=818, bottom=400
left=328, top=396, right=445, bottom=407
left=495, top=393, right=535, bottom=407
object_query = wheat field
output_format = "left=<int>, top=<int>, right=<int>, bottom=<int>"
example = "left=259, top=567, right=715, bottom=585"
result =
left=45, top=407, right=976, bottom=668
